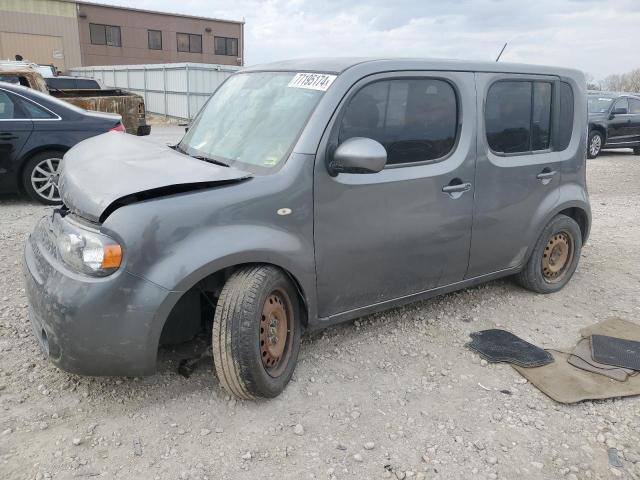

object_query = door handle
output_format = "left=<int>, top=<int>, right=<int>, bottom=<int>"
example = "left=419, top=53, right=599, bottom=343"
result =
left=442, top=179, right=472, bottom=199
left=442, top=182, right=472, bottom=193
left=536, top=170, right=557, bottom=180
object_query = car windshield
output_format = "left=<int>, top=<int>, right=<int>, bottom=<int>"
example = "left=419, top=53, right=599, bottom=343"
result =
left=588, top=95, right=614, bottom=114
left=179, top=71, right=332, bottom=174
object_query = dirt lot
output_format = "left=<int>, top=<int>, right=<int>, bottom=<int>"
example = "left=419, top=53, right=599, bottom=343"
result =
left=1, top=148, right=639, bottom=480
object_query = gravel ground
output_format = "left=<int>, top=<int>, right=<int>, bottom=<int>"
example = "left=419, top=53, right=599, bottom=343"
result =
left=1, top=145, right=639, bottom=480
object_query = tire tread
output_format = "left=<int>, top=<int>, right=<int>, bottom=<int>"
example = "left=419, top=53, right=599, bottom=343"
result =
left=212, top=265, right=300, bottom=400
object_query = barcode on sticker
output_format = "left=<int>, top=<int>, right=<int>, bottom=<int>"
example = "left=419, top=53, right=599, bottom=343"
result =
left=288, top=73, right=337, bottom=91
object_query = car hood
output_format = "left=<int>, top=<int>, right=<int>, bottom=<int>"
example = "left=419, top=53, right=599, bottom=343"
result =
left=59, top=132, right=252, bottom=223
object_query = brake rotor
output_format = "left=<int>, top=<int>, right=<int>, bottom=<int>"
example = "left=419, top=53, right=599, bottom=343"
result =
left=260, top=291, right=289, bottom=374
left=542, top=232, right=573, bottom=281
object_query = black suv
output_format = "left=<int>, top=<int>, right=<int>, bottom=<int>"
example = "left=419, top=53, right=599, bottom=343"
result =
left=588, top=91, right=640, bottom=158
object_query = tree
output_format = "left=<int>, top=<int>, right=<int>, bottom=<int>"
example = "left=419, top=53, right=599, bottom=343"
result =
left=585, top=73, right=601, bottom=91
left=600, top=69, right=640, bottom=93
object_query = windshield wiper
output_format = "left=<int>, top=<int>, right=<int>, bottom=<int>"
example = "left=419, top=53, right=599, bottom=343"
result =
left=172, top=144, right=230, bottom=168
left=190, top=154, right=230, bottom=168
left=172, top=143, right=184, bottom=153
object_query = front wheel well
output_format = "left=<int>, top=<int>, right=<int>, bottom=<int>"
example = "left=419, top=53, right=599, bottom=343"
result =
left=159, top=263, right=309, bottom=346
left=198, top=263, right=309, bottom=327
left=589, top=126, right=606, bottom=141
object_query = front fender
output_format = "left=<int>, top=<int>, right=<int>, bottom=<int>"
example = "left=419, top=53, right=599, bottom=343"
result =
left=141, top=224, right=316, bottom=313
left=588, top=121, right=608, bottom=141
left=138, top=224, right=317, bottom=358
left=102, top=157, right=317, bottom=326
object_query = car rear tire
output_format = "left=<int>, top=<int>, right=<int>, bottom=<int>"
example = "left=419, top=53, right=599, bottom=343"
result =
left=22, top=151, right=65, bottom=205
left=587, top=131, right=603, bottom=159
left=516, top=214, right=582, bottom=294
left=212, top=265, right=301, bottom=400
left=633, top=146, right=640, bottom=155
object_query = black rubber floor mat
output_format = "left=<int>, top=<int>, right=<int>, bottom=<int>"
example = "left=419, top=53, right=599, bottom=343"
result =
left=591, top=335, right=640, bottom=371
left=467, top=329, right=554, bottom=367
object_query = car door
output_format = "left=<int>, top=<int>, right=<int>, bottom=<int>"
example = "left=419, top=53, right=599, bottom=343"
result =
left=0, top=89, right=33, bottom=192
left=627, top=98, right=640, bottom=143
left=607, top=97, right=629, bottom=144
left=314, top=72, right=476, bottom=318
left=468, top=74, right=563, bottom=277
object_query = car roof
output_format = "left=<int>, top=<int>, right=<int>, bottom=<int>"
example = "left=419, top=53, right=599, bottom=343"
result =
left=242, top=57, right=584, bottom=78
left=588, top=90, right=640, bottom=99
left=0, top=66, right=39, bottom=75
left=0, top=80, right=85, bottom=114
left=47, top=75, right=97, bottom=81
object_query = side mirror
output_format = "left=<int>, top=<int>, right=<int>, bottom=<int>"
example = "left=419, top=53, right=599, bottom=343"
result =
left=328, top=137, right=387, bottom=176
left=611, top=107, right=628, bottom=117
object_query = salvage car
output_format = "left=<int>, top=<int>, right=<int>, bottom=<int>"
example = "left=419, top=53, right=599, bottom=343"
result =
left=0, top=81, right=124, bottom=204
left=587, top=91, right=640, bottom=158
left=23, top=58, right=591, bottom=400
left=0, top=66, right=149, bottom=136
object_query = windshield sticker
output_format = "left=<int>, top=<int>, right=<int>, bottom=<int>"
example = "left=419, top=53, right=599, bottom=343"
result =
left=288, top=73, right=337, bottom=91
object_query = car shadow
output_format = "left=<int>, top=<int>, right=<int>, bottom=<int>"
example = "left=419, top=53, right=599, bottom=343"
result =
left=599, top=149, right=635, bottom=157
left=0, top=192, right=43, bottom=206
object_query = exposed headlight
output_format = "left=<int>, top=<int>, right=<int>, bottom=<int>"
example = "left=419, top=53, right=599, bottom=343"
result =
left=53, top=215, right=122, bottom=277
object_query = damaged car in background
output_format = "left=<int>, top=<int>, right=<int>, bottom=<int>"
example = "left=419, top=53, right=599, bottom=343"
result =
left=0, top=65, right=149, bottom=136
left=23, top=58, right=590, bottom=400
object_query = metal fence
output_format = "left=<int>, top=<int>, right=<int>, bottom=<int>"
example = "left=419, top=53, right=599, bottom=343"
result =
left=69, top=62, right=240, bottom=120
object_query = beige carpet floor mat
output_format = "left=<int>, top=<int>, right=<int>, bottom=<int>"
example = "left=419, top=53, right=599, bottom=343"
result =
left=512, top=318, right=640, bottom=404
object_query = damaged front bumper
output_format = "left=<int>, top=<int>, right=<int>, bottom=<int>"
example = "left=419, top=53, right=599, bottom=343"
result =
left=23, top=215, right=179, bottom=376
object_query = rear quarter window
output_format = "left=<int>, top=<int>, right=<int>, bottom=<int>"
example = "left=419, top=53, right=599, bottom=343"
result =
left=75, top=79, right=100, bottom=89
left=556, top=82, right=574, bottom=151
left=17, top=97, right=56, bottom=119
left=46, top=78, right=76, bottom=89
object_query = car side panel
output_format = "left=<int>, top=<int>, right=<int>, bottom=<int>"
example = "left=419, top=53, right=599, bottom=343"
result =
left=102, top=152, right=318, bottom=324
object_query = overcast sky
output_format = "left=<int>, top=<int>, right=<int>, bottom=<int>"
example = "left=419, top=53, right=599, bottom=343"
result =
left=95, top=0, right=639, bottom=79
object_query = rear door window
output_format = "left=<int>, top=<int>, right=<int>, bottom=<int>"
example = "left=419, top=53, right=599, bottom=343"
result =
left=338, top=78, right=458, bottom=165
left=486, top=80, right=554, bottom=154
left=614, top=98, right=629, bottom=114
left=628, top=98, right=640, bottom=114
left=485, top=81, right=532, bottom=153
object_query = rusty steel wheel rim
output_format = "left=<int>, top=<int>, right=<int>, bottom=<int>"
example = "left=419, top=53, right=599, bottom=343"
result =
left=260, top=289, right=293, bottom=377
left=541, top=231, right=574, bottom=282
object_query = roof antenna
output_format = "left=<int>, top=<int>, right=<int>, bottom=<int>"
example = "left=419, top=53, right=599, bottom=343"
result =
left=495, top=42, right=507, bottom=62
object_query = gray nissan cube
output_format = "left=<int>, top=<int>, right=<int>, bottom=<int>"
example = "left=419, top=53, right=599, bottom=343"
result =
left=23, top=58, right=591, bottom=399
